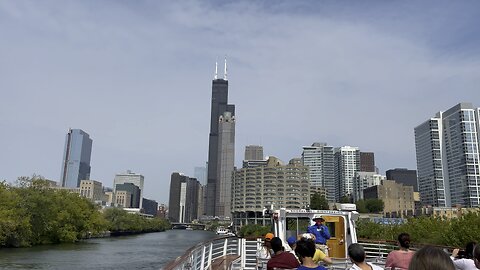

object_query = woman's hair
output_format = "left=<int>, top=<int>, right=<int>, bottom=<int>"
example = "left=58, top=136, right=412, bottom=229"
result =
left=408, top=246, right=455, bottom=270
left=398, top=233, right=411, bottom=249
left=295, top=239, right=316, bottom=259
left=464, top=241, right=477, bottom=259
left=348, top=243, right=366, bottom=263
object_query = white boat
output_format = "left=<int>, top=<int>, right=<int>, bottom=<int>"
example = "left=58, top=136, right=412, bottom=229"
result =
left=215, top=227, right=229, bottom=235
left=164, top=204, right=388, bottom=270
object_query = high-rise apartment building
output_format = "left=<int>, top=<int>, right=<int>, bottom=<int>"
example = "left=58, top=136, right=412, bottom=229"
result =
left=168, top=172, right=201, bottom=223
left=302, top=142, right=336, bottom=202
left=232, top=156, right=310, bottom=229
left=216, top=112, right=235, bottom=217
left=244, top=145, right=264, bottom=161
left=386, top=168, right=418, bottom=192
left=113, top=170, right=144, bottom=208
left=60, top=129, right=93, bottom=188
left=359, top=152, right=375, bottom=172
left=335, top=146, right=360, bottom=200
left=415, top=103, right=480, bottom=208
left=206, top=60, right=235, bottom=217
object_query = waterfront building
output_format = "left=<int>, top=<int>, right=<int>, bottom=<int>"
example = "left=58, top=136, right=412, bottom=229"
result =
left=386, top=168, right=418, bottom=192
left=302, top=142, right=335, bottom=202
left=335, top=146, right=361, bottom=200
left=168, top=172, right=201, bottom=223
left=142, top=198, right=158, bottom=216
left=352, top=172, right=385, bottom=202
left=232, top=156, right=310, bottom=229
left=244, top=145, right=264, bottom=161
left=113, top=170, right=144, bottom=208
left=414, top=103, right=480, bottom=207
left=115, top=190, right=132, bottom=208
left=364, top=180, right=415, bottom=217
left=359, top=152, right=375, bottom=172
left=60, top=128, right=92, bottom=188
left=105, top=191, right=115, bottom=206
left=206, top=60, right=235, bottom=217
left=116, top=182, right=141, bottom=208
left=79, top=180, right=104, bottom=203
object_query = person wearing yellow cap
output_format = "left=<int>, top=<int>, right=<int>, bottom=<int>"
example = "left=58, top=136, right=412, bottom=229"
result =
left=256, top=233, right=274, bottom=269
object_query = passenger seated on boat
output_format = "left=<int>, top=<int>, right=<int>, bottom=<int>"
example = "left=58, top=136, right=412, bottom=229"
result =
left=294, top=239, right=327, bottom=270
left=297, top=234, right=332, bottom=265
left=450, top=241, right=477, bottom=270
left=473, top=244, right=480, bottom=269
left=408, top=246, right=454, bottom=270
left=267, top=237, right=300, bottom=270
left=257, top=233, right=274, bottom=270
left=347, top=243, right=383, bottom=270
left=385, top=233, right=414, bottom=270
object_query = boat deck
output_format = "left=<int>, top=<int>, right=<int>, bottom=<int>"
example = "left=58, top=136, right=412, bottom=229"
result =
left=211, top=254, right=240, bottom=270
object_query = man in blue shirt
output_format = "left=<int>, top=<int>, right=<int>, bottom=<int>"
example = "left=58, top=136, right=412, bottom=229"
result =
left=307, top=215, right=331, bottom=255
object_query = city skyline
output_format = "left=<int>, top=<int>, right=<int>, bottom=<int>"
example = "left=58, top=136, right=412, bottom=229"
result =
left=2, top=1, right=480, bottom=204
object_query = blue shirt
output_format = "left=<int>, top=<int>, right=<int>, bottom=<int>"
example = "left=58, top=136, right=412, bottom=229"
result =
left=298, top=265, right=327, bottom=270
left=307, top=224, right=331, bottom=244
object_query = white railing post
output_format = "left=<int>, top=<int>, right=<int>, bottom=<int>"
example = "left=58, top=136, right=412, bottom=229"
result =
left=223, top=238, right=228, bottom=256
left=241, top=238, right=246, bottom=269
left=207, top=242, right=213, bottom=268
left=200, top=246, right=206, bottom=270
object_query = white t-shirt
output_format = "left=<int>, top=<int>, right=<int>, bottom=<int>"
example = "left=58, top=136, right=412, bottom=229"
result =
left=349, top=262, right=384, bottom=270
left=451, top=258, right=477, bottom=270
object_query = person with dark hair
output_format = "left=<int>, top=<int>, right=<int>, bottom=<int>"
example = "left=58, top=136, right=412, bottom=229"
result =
left=408, top=246, right=455, bottom=270
left=348, top=243, right=383, bottom=270
left=295, top=239, right=327, bottom=270
left=473, top=244, right=480, bottom=269
left=266, top=237, right=300, bottom=270
left=385, top=233, right=415, bottom=270
left=451, top=241, right=477, bottom=270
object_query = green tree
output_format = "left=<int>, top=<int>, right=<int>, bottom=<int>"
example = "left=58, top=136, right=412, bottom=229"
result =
left=365, top=199, right=384, bottom=213
left=355, top=199, right=368, bottom=213
left=310, top=192, right=329, bottom=210
left=239, top=224, right=271, bottom=238
left=340, top=195, right=352, bottom=203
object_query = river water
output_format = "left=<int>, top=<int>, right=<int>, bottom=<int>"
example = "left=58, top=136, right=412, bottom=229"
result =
left=0, top=230, right=216, bottom=270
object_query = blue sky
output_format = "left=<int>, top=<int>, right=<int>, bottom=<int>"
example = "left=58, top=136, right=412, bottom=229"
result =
left=1, top=1, right=480, bottom=204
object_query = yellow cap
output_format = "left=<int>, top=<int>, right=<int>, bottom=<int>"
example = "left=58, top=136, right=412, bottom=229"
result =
left=264, top=233, right=274, bottom=240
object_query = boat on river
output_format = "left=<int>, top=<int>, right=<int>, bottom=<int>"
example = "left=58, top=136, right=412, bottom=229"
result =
left=163, top=204, right=391, bottom=270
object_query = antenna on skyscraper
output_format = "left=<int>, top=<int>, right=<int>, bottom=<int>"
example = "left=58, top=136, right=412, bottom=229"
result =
left=214, top=61, right=218, bottom=80
left=224, top=56, right=228, bottom=80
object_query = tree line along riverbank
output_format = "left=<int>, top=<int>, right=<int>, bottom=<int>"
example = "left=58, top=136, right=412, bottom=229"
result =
left=0, top=179, right=170, bottom=248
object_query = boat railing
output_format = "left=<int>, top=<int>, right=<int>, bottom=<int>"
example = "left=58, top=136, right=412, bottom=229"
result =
left=163, top=237, right=456, bottom=270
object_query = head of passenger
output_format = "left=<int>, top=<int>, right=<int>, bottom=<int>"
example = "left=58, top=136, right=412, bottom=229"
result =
left=287, top=236, right=297, bottom=249
left=474, top=244, right=480, bottom=269
left=463, top=241, right=477, bottom=259
left=398, top=232, right=411, bottom=249
left=264, top=233, right=274, bottom=248
left=270, top=237, right=284, bottom=253
left=295, top=239, right=316, bottom=262
left=348, top=243, right=366, bottom=264
left=408, top=246, right=455, bottom=270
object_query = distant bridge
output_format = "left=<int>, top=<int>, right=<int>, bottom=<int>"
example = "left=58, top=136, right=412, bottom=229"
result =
left=170, top=223, right=206, bottom=230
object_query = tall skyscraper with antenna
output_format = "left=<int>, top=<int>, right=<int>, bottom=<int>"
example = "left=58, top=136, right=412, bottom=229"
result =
left=206, top=58, right=235, bottom=217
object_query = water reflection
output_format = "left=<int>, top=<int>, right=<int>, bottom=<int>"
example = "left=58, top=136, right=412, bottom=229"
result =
left=0, top=230, right=215, bottom=270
